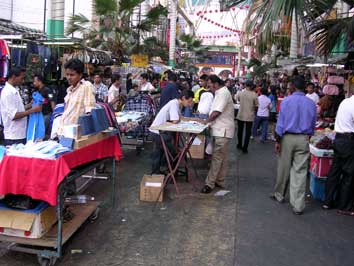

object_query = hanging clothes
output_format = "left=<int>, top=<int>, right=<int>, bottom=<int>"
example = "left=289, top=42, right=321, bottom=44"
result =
left=0, top=39, right=10, bottom=79
left=27, top=92, right=45, bottom=142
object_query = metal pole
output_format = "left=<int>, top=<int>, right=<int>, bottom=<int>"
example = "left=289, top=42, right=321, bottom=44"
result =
left=43, top=0, right=47, bottom=33
left=169, top=0, right=177, bottom=67
left=72, top=0, right=76, bottom=38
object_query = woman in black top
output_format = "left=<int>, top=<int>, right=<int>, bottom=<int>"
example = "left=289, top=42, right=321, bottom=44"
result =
left=126, top=73, right=133, bottom=94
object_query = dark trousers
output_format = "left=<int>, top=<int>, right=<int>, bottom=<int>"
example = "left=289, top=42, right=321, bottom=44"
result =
left=4, top=138, right=26, bottom=146
left=237, top=120, right=253, bottom=151
left=252, top=116, right=269, bottom=141
left=151, top=133, right=175, bottom=174
left=325, top=134, right=354, bottom=211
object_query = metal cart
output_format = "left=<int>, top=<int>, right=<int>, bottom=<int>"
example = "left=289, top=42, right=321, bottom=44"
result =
left=0, top=157, right=117, bottom=266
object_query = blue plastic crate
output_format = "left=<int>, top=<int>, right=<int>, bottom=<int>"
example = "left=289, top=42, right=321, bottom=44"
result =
left=310, top=172, right=326, bottom=201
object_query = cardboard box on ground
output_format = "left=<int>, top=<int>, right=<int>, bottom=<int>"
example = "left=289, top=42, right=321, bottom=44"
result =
left=140, top=175, right=164, bottom=202
left=188, top=135, right=206, bottom=159
left=0, top=202, right=57, bottom=239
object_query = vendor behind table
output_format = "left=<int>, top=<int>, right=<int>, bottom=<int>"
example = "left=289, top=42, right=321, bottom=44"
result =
left=57, top=59, right=96, bottom=136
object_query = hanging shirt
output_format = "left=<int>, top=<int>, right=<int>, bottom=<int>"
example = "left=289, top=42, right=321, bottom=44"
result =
left=58, top=80, right=96, bottom=135
left=0, top=82, right=27, bottom=140
left=27, top=92, right=45, bottom=142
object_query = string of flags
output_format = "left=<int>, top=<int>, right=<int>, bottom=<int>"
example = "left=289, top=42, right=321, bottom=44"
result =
left=197, top=34, right=240, bottom=40
left=195, top=5, right=249, bottom=34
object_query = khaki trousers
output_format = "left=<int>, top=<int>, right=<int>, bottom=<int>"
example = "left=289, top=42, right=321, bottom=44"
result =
left=206, top=137, right=230, bottom=189
left=274, top=134, right=310, bottom=212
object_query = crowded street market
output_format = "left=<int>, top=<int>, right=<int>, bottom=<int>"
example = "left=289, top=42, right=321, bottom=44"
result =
left=0, top=0, right=353, bottom=266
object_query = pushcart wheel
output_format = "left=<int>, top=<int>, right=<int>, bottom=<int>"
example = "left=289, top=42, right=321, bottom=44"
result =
left=89, top=207, right=100, bottom=222
left=37, top=256, right=57, bottom=266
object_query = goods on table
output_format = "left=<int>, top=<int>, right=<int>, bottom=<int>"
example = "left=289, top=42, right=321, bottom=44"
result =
left=310, top=130, right=335, bottom=178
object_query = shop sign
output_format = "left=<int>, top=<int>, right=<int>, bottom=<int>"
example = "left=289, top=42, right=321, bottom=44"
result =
left=131, top=54, right=149, bottom=68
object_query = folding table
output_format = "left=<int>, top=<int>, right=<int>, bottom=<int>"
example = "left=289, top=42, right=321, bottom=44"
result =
left=150, top=121, right=208, bottom=196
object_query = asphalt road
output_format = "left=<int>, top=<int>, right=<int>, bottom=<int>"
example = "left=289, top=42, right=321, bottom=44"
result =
left=1, top=137, right=353, bottom=266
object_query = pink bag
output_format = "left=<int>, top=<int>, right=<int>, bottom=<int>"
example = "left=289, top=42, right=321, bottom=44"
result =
left=327, top=75, right=344, bottom=85
left=323, top=84, right=339, bottom=95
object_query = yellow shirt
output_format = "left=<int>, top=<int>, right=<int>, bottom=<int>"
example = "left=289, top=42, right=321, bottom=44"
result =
left=58, top=79, right=96, bottom=135
left=194, top=87, right=205, bottom=103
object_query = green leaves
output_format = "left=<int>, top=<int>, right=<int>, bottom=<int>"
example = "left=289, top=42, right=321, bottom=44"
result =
left=95, top=0, right=117, bottom=16
left=309, top=15, right=354, bottom=55
left=136, top=4, right=168, bottom=31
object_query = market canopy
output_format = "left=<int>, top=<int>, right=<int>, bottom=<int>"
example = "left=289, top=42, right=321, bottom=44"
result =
left=0, top=19, right=44, bottom=39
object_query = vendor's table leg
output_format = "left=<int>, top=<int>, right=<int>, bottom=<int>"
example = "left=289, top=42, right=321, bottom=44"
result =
left=56, top=184, right=63, bottom=257
left=112, top=157, right=117, bottom=209
left=160, top=133, right=180, bottom=195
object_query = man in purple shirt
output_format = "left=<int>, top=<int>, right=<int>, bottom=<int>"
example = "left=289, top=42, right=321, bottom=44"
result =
left=270, top=76, right=317, bottom=215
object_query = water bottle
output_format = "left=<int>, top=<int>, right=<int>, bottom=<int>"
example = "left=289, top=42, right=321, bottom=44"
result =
left=65, top=195, right=95, bottom=204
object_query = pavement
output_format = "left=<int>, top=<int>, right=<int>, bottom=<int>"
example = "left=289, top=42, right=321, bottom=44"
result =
left=1, top=137, right=354, bottom=266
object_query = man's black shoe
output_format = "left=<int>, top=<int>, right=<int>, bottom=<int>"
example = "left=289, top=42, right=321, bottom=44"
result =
left=201, top=185, right=213, bottom=194
left=237, top=144, right=242, bottom=150
left=242, top=149, right=248, bottom=154
left=215, top=183, right=225, bottom=189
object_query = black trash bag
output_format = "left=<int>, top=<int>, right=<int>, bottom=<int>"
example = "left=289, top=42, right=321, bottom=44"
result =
left=3, top=194, right=41, bottom=210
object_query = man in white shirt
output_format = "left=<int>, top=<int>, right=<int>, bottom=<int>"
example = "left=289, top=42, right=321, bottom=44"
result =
left=140, top=73, right=155, bottom=93
left=197, top=90, right=214, bottom=117
left=150, top=90, right=194, bottom=174
left=0, top=67, right=41, bottom=146
left=323, top=96, right=354, bottom=216
left=201, top=75, right=235, bottom=193
left=252, top=88, right=272, bottom=143
left=108, top=74, right=121, bottom=110
left=306, top=82, right=319, bottom=104
left=93, top=73, right=108, bottom=103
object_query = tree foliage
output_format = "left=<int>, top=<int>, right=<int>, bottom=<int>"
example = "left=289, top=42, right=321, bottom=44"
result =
left=66, top=0, right=168, bottom=64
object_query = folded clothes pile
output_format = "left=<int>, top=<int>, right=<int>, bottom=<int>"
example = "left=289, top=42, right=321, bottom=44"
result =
left=6, top=141, right=71, bottom=160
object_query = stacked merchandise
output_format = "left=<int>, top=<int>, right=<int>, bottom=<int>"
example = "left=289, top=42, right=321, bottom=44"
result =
left=309, top=130, right=335, bottom=201
left=116, top=111, right=147, bottom=137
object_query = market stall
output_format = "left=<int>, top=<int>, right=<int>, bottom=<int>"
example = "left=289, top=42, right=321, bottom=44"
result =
left=0, top=135, right=121, bottom=266
left=309, top=128, right=335, bottom=201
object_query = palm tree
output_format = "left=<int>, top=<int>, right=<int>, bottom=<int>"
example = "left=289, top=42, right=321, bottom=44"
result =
left=176, top=34, right=209, bottom=72
left=66, top=0, right=168, bottom=64
left=309, top=3, right=354, bottom=57
left=228, top=0, right=354, bottom=58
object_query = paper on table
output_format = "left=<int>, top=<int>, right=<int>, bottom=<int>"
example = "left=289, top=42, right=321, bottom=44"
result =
left=145, top=182, right=162, bottom=187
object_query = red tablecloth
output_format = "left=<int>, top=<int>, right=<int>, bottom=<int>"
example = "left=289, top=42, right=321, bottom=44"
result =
left=0, top=136, right=122, bottom=206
